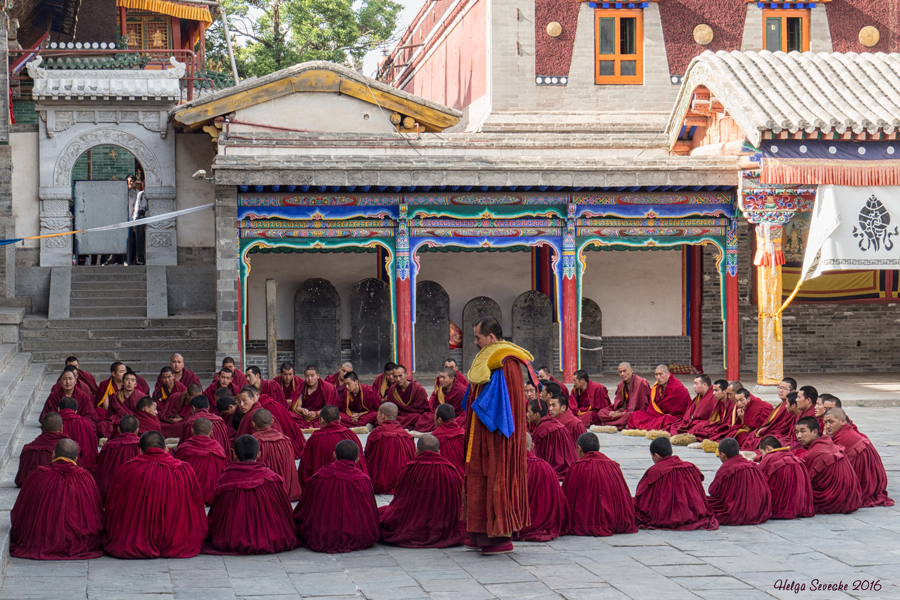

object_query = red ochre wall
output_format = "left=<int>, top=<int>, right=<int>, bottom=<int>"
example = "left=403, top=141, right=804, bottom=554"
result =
left=533, top=0, right=581, bottom=77
left=827, top=0, right=900, bottom=53
left=657, top=0, right=747, bottom=75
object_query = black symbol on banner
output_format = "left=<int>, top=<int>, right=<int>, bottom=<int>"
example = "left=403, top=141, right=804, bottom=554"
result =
left=853, top=195, right=898, bottom=252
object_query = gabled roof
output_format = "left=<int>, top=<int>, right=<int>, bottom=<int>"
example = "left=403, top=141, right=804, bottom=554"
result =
left=172, top=61, right=462, bottom=133
left=666, top=50, right=900, bottom=149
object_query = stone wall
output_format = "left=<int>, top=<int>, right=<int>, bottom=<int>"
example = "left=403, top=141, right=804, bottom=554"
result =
left=214, top=185, right=240, bottom=363
left=600, top=336, right=691, bottom=374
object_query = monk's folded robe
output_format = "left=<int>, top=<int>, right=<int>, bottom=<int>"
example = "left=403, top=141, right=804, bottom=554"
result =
left=236, top=400, right=286, bottom=442
left=669, top=388, right=716, bottom=435
left=627, top=376, right=692, bottom=432
left=549, top=375, right=569, bottom=397
left=804, top=437, right=862, bottom=515
left=94, top=431, right=140, bottom=503
left=519, top=451, right=569, bottom=542
left=258, top=378, right=287, bottom=405
left=153, top=380, right=187, bottom=438
left=364, top=421, right=416, bottom=494
left=740, top=400, right=795, bottom=451
left=532, top=415, right=577, bottom=481
left=780, top=406, right=817, bottom=451
left=253, top=427, right=302, bottom=502
left=104, top=447, right=208, bottom=558
left=289, top=380, right=341, bottom=428
left=339, top=384, right=382, bottom=429
left=562, top=451, right=637, bottom=537
left=257, top=393, right=305, bottom=459
left=572, top=380, right=612, bottom=427
left=759, top=447, right=814, bottom=519
left=372, top=372, right=391, bottom=400
left=77, top=369, right=99, bottom=394
left=15, top=430, right=68, bottom=488
left=299, top=419, right=368, bottom=486
left=174, top=435, right=228, bottom=505
left=203, top=381, right=234, bottom=408
left=634, top=455, right=719, bottom=531
left=379, top=451, right=463, bottom=548
left=41, top=387, right=99, bottom=429
left=205, top=461, right=298, bottom=555
left=598, top=375, right=652, bottom=429
left=180, top=408, right=231, bottom=455
left=10, top=459, right=104, bottom=560
left=279, top=374, right=304, bottom=405
left=386, top=380, right=430, bottom=430
left=433, top=420, right=465, bottom=478
left=135, top=409, right=162, bottom=435
left=294, top=459, right=380, bottom=553
left=97, top=390, right=138, bottom=438
left=156, top=368, right=201, bottom=394
left=831, top=424, right=894, bottom=507
left=707, top=455, right=772, bottom=526
left=60, top=408, right=99, bottom=473
left=712, top=394, right=772, bottom=443
left=415, top=376, right=467, bottom=432
left=556, top=410, right=586, bottom=445
left=161, top=390, right=192, bottom=425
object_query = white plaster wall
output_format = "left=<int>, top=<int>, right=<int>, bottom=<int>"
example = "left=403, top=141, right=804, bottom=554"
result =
left=246, top=252, right=380, bottom=340
left=10, top=132, right=40, bottom=246
left=229, top=93, right=397, bottom=135
left=415, top=251, right=532, bottom=335
left=174, top=133, right=216, bottom=247
left=581, top=249, right=682, bottom=336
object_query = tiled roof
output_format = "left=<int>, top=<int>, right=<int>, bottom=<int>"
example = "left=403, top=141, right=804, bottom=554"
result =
left=27, top=56, right=184, bottom=102
left=666, top=50, right=900, bottom=148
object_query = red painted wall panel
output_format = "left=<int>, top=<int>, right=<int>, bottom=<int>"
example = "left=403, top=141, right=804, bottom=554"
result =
left=534, top=0, right=581, bottom=77
left=827, top=0, right=900, bottom=53
left=658, top=0, right=747, bottom=75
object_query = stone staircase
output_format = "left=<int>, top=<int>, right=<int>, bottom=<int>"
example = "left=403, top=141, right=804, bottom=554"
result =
left=70, top=265, right=147, bottom=318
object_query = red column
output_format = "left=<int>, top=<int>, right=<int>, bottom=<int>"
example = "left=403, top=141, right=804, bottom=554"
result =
left=562, top=274, right=578, bottom=384
left=725, top=269, right=740, bottom=380
left=396, top=276, right=412, bottom=370
left=689, top=245, right=703, bottom=371
left=539, top=246, right=553, bottom=300
left=119, top=7, right=127, bottom=39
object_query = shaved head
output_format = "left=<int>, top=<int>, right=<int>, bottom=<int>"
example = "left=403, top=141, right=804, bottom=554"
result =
left=618, top=362, right=632, bottom=370
left=379, top=402, right=399, bottom=421
left=193, top=417, right=213, bottom=436
left=319, top=404, right=339, bottom=424
left=41, top=412, right=63, bottom=432
left=54, top=438, right=79, bottom=461
left=417, top=434, right=440, bottom=454
left=656, top=364, right=669, bottom=373
left=252, top=408, right=273, bottom=429
left=335, top=439, right=359, bottom=461
left=139, top=430, right=166, bottom=452
left=119, top=414, right=139, bottom=434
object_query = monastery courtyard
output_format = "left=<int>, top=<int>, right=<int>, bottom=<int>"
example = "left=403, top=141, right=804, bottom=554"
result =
left=0, top=373, right=898, bottom=600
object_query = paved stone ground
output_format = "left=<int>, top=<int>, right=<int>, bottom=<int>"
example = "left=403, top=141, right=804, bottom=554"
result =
left=2, top=377, right=899, bottom=600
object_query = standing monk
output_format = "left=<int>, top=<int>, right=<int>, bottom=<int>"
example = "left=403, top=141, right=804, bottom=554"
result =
left=570, top=370, right=612, bottom=427
left=598, top=362, right=651, bottom=429
left=15, top=413, right=67, bottom=488
left=289, top=365, right=340, bottom=428
left=372, top=362, right=398, bottom=400
left=796, top=416, right=862, bottom=515
left=155, top=353, right=201, bottom=393
left=824, top=408, right=893, bottom=507
left=416, top=367, right=467, bottom=432
left=463, top=316, right=532, bottom=555
left=627, top=365, right=692, bottom=432
left=740, top=378, right=797, bottom=451
left=386, top=365, right=429, bottom=430
left=339, top=372, right=381, bottom=429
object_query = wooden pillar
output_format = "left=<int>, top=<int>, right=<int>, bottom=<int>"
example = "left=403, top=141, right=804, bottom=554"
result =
left=171, top=17, right=181, bottom=50
left=754, top=223, right=785, bottom=385
left=119, top=8, right=127, bottom=40
left=265, top=279, right=277, bottom=379
left=725, top=219, right=740, bottom=380
left=689, top=244, right=703, bottom=372
left=539, top=246, right=553, bottom=300
left=198, top=22, right=206, bottom=71
left=561, top=205, right=578, bottom=383
left=395, top=204, right=413, bottom=370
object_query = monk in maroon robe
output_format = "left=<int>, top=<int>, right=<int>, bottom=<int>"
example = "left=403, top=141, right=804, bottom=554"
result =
left=372, top=361, right=397, bottom=400
left=563, top=433, right=636, bottom=537
left=299, top=405, right=368, bottom=486
left=740, top=377, right=797, bottom=450
left=10, top=439, right=104, bottom=560
left=205, top=435, right=298, bottom=555
left=379, top=434, right=464, bottom=548
left=154, top=353, right=201, bottom=393
left=294, top=440, right=380, bottom=553
left=443, top=358, right=468, bottom=388
left=528, top=398, right=577, bottom=481
left=795, top=416, right=861, bottom=514
left=252, top=409, right=302, bottom=501
left=134, top=396, right=163, bottom=435
left=519, top=433, right=569, bottom=542
left=95, top=362, right=127, bottom=427
left=275, top=363, right=303, bottom=404
left=204, top=368, right=237, bottom=407
left=161, top=383, right=203, bottom=433
left=416, top=367, right=467, bottom=432
left=324, top=361, right=353, bottom=394
left=634, top=437, right=718, bottom=531
left=548, top=394, right=586, bottom=444
left=64, top=356, right=98, bottom=394
left=97, top=371, right=141, bottom=438
left=385, top=365, right=429, bottom=430
left=365, top=402, right=416, bottom=494
left=668, top=375, right=714, bottom=434
left=245, top=367, right=288, bottom=406
left=95, top=415, right=140, bottom=503
left=218, top=396, right=239, bottom=441
left=780, top=387, right=820, bottom=451
left=707, top=438, right=772, bottom=525
left=433, top=404, right=465, bottom=477
left=153, top=367, right=187, bottom=438
left=289, top=365, right=341, bottom=428
left=58, top=398, right=98, bottom=473
left=824, top=408, right=893, bottom=507
left=181, top=395, right=232, bottom=455
left=538, top=366, right=569, bottom=397
left=627, top=366, right=692, bottom=431
left=105, top=431, right=207, bottom=558
left=712, top=388, right=773, bottom=444
left=684, top=379, right=733, bottom=440
left=42, top=369, right=99, bottom=428
left=50, top=364, right=93, bottom=397
left=758, top=436, right=815, bottom=519
left=570, top=371, right=612, bottom=427
left=338, top=372, right=381, bottom=429
left=15, top=412, right=67, bottom=487
left=598, top=363, right=651, bottom=429
left=216, top=357, right=249, bottom=390
left=174, top=418, right=228, bottom=505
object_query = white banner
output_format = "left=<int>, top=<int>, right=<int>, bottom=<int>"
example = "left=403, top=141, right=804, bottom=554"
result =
left=83, top=203, right=214, bottom=232
left=800, top=186, right=900, bottom=282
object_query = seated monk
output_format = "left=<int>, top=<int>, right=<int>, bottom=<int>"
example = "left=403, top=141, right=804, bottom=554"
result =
left=379, top=434, right=464, bottom=548
left=15, top=412, right=67, bottom=487
left=246, top=368, right=305, bottom=459
left=235, top=386, right=286, bottom=441
left=796, top=416, right=861, bottom=515
left=627, top=365, right=692, bottom=432
left=432, top=404, right=465, bottom=478
left=538, top=366, right=569, bottom=397
left=294, top=439, right=380, bottom=553
left=97, top=371, right=142, bottom=439
left=95, top=361, right=128, bottom=422
left=634, top=437, right=718, bottom=531
left=245, top=365, right=288, bottom=404
left=524, top=380, right=539, bottom=403
left=519, top=433, right=569, bottom=542
left=205, top=435, right=298, bottom=555
left=442, top=357, right=468, bottom=388
left=95, top=415, right=141, bottom=503
left=64, top=356, right=98, bottom=394
left=153, top=367, right=187, bottom=438
left=161, top=383, right=203, bottom=433
left=216, top=356, right=249, bottom=391
left=324, top=361, right=353, bottom=394
left=740, top=377, right=798, bottom=451
left=372, top=361, right=398, bottom=400
left=548, top=393, right=586, bottom=444
left=58, top=397, right=99, bottom=473
left=712, top=388, right=773, bottom=445
left=134, top=396, right=162, bottom=435
left=365, top=402, right=416, bottom=494
left=104, top=431, right=208, bottom=558
left=415, top=367, right=467, bottom=432
left=707, top=438, right=772, bottom=526
left=562, top=433, right=636, bottom=537
left=42, top=367, right=98, bottom=429
left=780, top=386, right=820, bottom=452
left=538, top=380, right=561, bottom=405
left=276, top=362, right=303, bottom=406
left=179, top=395, right=231, bottom=455
left=824, top=408, right=893, bottom=507
left=668, top=375, right=714, bottom=435
left=218, top=396, right=239, bottom=441
left=252, top=409, right=302, bottom=502
left=339, top=371, right=381, bottom=430
left=155, top=353, right=201, bottom=393
left=204, top=368, right=237, bottom=406
left=288, top=365, right=340, bottom=428
left=174, top=418, right=228, bottom=505
left=528, top=398, right=577, bottom=481
left=570, top=370, right=612, bottom=427
left=385, top=365, right=429, bottom=430
left=758, top=436, right=814, bottom=519
left=681, top=378, right=733, bottom=440
left=817, top=394, right=858, bottom=431
left=299, top=405, right=368, bottom=486
left=598, top=362, right=651, bottom=429
left=10, top=439, right=104, bottom=560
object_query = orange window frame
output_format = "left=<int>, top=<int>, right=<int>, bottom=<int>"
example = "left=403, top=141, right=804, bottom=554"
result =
left=762, top=9, right=810, bottom=53
left=594, top=9, right=643, bottom=85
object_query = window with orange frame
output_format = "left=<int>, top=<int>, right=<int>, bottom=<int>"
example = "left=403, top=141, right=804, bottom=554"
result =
left=594, top=9, right=643, bottom=85
left=762, top=9, right=809, bottom=53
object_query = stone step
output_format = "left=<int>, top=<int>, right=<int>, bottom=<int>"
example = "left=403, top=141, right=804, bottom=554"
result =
left=70, top=281, right=147, bottom=293
left=0, top=344, right=18, bottom=374
left=69, top=306, right=147, bottom=318
left=21, top=315, right=216, bottom=330
left=69, top=297, right=146, bottom=308
left=71, top=362, right=217, bottom=380
left=0, top=357, right=40, bottom=478
left=70, top=288, right=147, bottom=299
left=30, top=348, right=216, bottom=363
left=72, top=265, right=146, bottom=274
left=71, top=273, right=147, bottom=284
left=22, top=336, right=215, bottom=353
left=19, top=327, right=216, bottom=341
